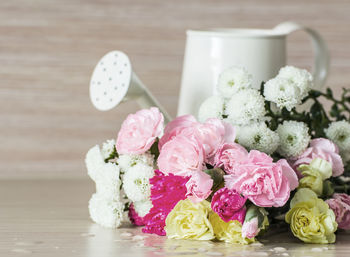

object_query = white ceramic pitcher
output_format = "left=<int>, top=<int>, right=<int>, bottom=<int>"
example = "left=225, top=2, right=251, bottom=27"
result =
left=177, top=21, right=329, bottom=116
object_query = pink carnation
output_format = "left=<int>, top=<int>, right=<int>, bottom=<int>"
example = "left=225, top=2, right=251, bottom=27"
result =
left=157, top=134, right=205, bottom=176
left=142, top=170, right=189, bottom=236
left=128, top=203, right=145, bottom=226
left=158, top=115, right=235, bottom=163
left=194, top=119, right=236, bottom=161
left=158, top=115, right=197, bottom=151
left=213, top=143, right=248, bottom=174
left=225, top=151, right=299, bottom=207
left=186, top=171, right=213, bottom=203
left=292, top=138, right=344, bottom=177
left=116, top=107, right=164, bottom=154
left=242, top=217, right=259, bottom=239
left=326, top=193, right=350, bottom=230
left=211, top=187, right=247, bottom=223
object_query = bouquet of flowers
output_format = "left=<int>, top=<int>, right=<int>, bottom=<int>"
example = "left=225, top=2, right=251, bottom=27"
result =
left=85, top=65, right=350, bottom=244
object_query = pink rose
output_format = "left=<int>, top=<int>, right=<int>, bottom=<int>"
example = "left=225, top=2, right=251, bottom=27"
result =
left=158, top=115, right=197, bottom=151
left=211, top=187, right=247, bottom=223
left=242, top=217, right=259, bottom=239
left=293, top=138, right=344, bottom=177
left=225, top=150, right=299, bottom=207
left=157, top=134, right=205, bottom=176
left=213, top=143, right=248, bottom=174
left=326, top=193, right=350, bottom=230
left=186, top=171, right=213, bottom=203
left=128, top=203, right=145, bottom=226
left=116, top=107, right=164, bottom=154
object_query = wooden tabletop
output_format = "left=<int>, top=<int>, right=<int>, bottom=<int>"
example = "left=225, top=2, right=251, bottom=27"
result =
left=1, top=179, right=350, bottom=257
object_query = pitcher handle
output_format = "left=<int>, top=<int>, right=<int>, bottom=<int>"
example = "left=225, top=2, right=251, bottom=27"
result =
left=274, top=21, right=329, bottom=90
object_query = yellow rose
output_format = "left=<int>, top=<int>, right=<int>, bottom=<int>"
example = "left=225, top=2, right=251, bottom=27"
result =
left=209, top=212, right=255, bottom=245
left=165, top=199, right=214, bottom=240
left=298, top=158, right=332, bottom=196
left=285, top=188, right=337, bottom=244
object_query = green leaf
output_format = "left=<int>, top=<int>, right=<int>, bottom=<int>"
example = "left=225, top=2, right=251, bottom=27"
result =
left=204, top=168, right=225, bottom=192
left=326, top=88, right=333, bottom=98
left=150, top=138, right=160, bottom=159
left=260, top=81, right=265, bottom=95
left=330, top=104, right=339, bottom=118
left=309, top=90, right=321, bottom=98
left=322, top=180, right=335, bottom=197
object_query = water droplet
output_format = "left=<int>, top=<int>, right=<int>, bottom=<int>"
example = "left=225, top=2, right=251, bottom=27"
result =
left=273, top=247, right=287, bottom=252
left=120, top=232, right=133, bottom=237
left=12, top=248, right=32, bottom=254
left=132, top=235, right=145, bottom=241
left=311, top=248, right=323, bottom=252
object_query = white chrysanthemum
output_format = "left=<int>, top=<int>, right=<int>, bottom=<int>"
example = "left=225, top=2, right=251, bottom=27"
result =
left=118, top=153, right=154, bottom=173
left=198, top=95, right=225, bottom=122
left=101, top=139, right=116, bottom=160
left=277, top=120, right=311, bottom=157
left=264, top=77, right=302, bottom=111
left=278, top=66, right=313, bottom=99
left=85, top=145, right=121, bottom=199
left=325, top=120, right=350, bottom=153
left=122, top=163, right=154, bottom=202
left=217, top=66, right=253, bottom=98
left=225, top=88, right=266, bottom=125
left=134, top=200, right=153, bottom=217
left=89, top=193, right=124, bottom=228
left=236, top=122, right=280, bottom=155
left=85, top=145, right=105, bottom=182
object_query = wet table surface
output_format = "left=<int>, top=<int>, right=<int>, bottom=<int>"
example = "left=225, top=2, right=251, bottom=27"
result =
left=1, top=179, right=350, bottom=257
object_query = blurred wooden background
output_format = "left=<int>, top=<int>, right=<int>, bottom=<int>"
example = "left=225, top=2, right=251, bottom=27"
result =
left=1, top=0, right=349, bottom=179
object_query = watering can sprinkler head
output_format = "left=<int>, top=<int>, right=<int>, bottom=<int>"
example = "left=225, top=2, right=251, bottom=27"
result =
left=89, top=50, right=172, bottom=123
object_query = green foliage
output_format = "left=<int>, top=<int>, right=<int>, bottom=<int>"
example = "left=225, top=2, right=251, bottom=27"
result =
left=104, top=146, right=118, bottom=163
left=150, top=138, right=160, bottom=159
left=261, top=85, right=350, bottom=138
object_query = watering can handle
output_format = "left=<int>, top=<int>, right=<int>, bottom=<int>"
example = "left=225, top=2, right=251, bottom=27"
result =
left=274, top=21, right=329, bottom=90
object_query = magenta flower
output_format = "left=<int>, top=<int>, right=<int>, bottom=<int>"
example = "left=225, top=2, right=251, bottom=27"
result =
left=326, top=193, right=350, bottom=230
left=128, top=203, right=145, bottom=226
left=142, top=207, right=169, bottom=236
left=211, top=187, right=247, bottom=223
left=142, top=170, right=189, bottom=236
